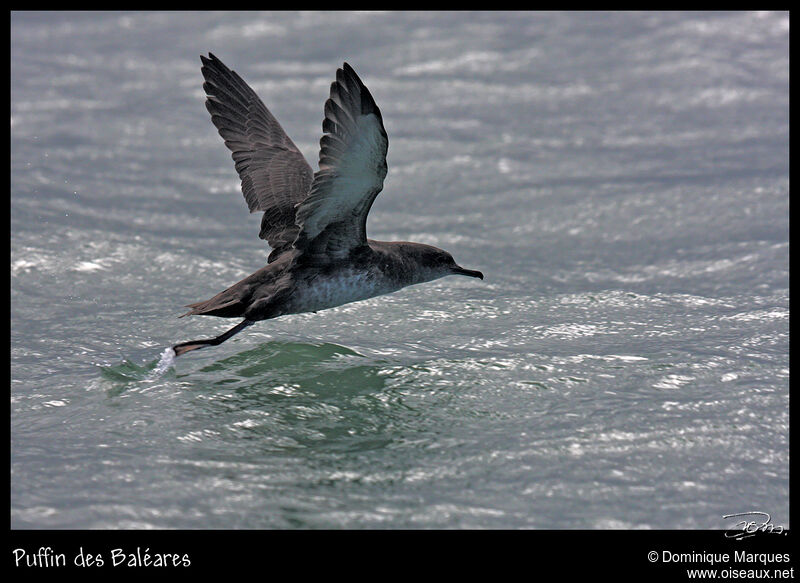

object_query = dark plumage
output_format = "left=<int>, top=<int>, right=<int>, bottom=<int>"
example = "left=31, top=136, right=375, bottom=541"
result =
left=172, top=54, right=483, bottom=357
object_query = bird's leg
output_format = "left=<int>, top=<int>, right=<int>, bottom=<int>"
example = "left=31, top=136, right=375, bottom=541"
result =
left=173, top=319, right=255, bottom=357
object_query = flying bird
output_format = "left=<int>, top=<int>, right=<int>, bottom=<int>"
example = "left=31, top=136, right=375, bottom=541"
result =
left=172, top=54, right=483, bottom=357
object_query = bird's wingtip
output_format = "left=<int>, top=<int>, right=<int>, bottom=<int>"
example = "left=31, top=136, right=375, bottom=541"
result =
left=201, top=52, right=219, bottom=66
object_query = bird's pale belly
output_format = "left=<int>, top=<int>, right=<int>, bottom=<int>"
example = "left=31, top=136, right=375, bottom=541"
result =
left=286, top=269, right=401, bottom=314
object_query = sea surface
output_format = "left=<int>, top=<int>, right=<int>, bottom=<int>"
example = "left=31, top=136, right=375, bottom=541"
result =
left=11, top=11, right=789, bottom=529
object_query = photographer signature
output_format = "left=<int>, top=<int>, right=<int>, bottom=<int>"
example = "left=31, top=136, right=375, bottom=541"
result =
left=723, top=511, right=785, bottom=540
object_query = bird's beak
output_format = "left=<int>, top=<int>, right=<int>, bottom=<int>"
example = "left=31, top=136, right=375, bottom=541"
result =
left=451, top=266, right=484, bottom=280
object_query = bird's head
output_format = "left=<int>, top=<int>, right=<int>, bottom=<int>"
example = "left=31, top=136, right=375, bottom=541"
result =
left=403, top=243, right=484, bottom=284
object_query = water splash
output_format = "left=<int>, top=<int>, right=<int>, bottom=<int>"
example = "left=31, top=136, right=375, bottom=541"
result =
left=149, top=347, right=176, bottom=379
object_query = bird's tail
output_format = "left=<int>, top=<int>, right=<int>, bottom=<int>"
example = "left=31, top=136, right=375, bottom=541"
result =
left=180, top=296, right=244, bottom=318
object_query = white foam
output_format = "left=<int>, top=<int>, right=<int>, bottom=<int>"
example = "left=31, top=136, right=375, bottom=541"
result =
left=149, top=347, right=176, bottom=379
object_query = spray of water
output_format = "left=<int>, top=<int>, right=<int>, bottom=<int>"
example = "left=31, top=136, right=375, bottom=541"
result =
left=149, top=347, right=176, bottom=379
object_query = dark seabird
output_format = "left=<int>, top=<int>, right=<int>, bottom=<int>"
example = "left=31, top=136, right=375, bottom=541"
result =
left=172, top=54, right=483, bottom=357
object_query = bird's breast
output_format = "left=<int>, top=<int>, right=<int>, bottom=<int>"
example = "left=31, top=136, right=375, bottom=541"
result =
left=287, top=268, right=402, bottom=314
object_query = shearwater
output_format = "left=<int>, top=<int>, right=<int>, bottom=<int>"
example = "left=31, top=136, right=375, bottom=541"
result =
left=172, top=54, right=484, bottom=357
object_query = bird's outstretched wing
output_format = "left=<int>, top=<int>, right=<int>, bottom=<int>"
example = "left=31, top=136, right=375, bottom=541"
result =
left=201, top=53, right=313, bottom=261
left=292, top=63, right=389, bottom=260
